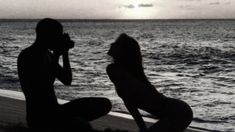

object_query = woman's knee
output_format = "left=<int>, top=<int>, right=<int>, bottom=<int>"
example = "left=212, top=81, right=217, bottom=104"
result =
left=166, top=99, right=193, bottom=128
left=175, top=100, right=193, bottom=129
left=183, top=102, right=193, bottom=126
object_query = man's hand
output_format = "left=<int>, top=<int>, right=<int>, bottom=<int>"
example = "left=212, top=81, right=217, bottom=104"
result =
left=52, top=33, right=74, bottom=56
left=53, top=49, right=68, bottom=58
left=62, top=33, right=74, bottom=49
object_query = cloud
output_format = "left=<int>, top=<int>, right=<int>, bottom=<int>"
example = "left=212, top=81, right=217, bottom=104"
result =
left=179, top=5, right=194, bottom=10
left=209, top=2, right=220, bottom=5
left=225, top=2, right=231, bottom=5
left=120, top=3, right=154, bottom=9
left=138, top=4, right=154, bottom=8
left=178, top=0, right=201, bottom=1
left=122, top=4, right=135, bottom=9
left=209, top=1, right=232, bottom=6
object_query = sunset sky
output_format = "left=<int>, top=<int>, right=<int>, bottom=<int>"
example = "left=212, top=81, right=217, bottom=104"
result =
left=0, top=0, right=234, bottom=19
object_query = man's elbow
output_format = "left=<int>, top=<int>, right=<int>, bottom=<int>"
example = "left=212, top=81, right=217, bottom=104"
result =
left=64, top=82, right=71, bottom=86
left=63, top=79, right=72, bottom=85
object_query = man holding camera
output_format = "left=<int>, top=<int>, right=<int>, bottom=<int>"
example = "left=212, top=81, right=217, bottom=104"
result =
left=17, top=18, right=111, bottom=132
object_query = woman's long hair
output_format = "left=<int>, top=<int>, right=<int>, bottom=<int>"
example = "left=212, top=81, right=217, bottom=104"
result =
left=109, top=33, right=150, bottom=83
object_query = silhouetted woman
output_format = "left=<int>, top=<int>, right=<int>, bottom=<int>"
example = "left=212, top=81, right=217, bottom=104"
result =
left=106, top=34, right=193, bottom=132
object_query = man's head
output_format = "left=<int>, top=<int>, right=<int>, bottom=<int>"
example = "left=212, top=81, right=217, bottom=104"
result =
left=35, top=18, right=63, bottom=50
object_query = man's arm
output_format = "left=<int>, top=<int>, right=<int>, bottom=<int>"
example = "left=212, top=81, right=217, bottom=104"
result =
left=53, top=51, right=72, bottom=85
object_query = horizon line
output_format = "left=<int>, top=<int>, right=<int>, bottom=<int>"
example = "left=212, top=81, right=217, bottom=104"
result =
left=1, top=18, right=235, bottom=22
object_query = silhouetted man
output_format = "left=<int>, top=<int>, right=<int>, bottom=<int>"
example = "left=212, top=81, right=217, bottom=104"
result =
left=17, top=18, right=111, bottom=132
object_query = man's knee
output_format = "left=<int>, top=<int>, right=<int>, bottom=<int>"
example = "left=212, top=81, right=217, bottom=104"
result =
left=58, top=117, right=92, bottom=132
left=100, top=98, right=112, bottom=114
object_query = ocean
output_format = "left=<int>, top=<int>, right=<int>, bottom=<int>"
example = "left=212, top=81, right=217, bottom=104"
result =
left=0, top=20, right=235, bottom=131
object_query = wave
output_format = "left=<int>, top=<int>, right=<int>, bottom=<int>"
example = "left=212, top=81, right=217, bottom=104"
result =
left=0, top=37, right=17, bottom=42
left=193, top=117, right=227, bottom=124
left=146, top=46, right=235, bottom=70
left=0, top=73, right=19, bottom=88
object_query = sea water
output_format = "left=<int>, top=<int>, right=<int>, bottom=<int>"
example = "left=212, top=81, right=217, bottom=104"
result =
left=0, top=20, right=235, bottom=132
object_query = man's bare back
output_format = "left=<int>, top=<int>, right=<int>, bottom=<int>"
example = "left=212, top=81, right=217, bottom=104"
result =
left=18, top=46, right=58, bottom=112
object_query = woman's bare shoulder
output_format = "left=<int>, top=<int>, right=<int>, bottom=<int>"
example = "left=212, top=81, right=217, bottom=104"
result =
left=107, top=64, right=119, bottom=70
left=106, top=64, right=123, bottom=74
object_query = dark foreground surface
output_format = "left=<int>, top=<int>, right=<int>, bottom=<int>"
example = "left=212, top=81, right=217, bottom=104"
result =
left=0, top=89, right=206, bottom=132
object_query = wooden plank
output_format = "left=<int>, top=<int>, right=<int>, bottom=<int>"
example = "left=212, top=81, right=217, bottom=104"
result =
left=0, top=89, right=206, bottom=132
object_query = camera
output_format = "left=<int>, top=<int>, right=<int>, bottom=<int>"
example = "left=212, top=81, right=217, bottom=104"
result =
left=61, top=33, right=74, bottom=49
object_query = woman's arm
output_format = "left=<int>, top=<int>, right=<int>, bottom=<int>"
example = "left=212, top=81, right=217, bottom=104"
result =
left=107, top=65, right=147, bottom=131
left=124, top=101, right=147, bottom=132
